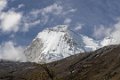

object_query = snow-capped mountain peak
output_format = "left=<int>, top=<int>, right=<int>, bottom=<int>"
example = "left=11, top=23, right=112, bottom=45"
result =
left=25, top=25, right=100, bottom=63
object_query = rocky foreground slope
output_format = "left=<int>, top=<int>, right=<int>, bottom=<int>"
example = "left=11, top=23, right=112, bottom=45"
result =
left=0, top=45, right=120, bottom=80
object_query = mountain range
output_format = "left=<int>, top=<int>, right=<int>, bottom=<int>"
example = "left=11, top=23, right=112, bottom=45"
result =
left=24, top=25, right=100, bottom=63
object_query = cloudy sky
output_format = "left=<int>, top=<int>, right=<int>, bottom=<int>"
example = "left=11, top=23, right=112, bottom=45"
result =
left=0, top=0, right=120, bottom=61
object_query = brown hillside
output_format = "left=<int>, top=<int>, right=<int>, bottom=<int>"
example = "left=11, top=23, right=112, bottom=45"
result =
left=0, top=45, right=120, bottom=80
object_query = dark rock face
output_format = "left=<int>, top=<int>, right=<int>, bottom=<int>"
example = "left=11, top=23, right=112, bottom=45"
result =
left=1, top=45, right=120, bottom=80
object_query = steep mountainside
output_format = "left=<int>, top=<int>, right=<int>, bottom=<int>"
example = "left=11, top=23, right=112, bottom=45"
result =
left=24, top=25, right=99, bottom=63
left=1, top=45, right=120, bottom=80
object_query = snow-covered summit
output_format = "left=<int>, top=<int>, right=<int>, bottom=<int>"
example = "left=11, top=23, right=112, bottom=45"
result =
left=24, top=25, right=100, bottom=63
left=36, top=25, right=68, bottom=39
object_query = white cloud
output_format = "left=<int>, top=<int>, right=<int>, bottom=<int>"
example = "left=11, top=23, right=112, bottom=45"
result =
left=82, top=36, right=99, bottom=50
left=93, top=25, right=112, bottom=39
left=0, top=11, right=22, bottom=32
left=0, top=0, right=23, bottom=33
left=74, top=23, right=83, bottom=31
left=64, top=18, right=72, bottom=25
left=109, top=20, right=120, bottom=44
left=93, top=19, right=120, bottom=45
left=0, top=41, right=26, bottom=62
left=0, top=0, right=7, bottom=11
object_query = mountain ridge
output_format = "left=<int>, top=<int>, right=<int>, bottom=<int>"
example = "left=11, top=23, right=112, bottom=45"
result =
left=0, top=44, right=120, bottom=80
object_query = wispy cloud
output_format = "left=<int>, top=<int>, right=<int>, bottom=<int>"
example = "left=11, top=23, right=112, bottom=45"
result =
left=21, top=2, right=77, bottom=32
left=27, top=3, right=64, bottom=26
left=31, top=3, right=63, bottom=16
left=63, top=8, right=77, bottom=15
left=41, top=3, right=63, bottom=15
left=23, top=20, right=41, bottom=32
left=18, top=4, right=24, bottom=9
left=74, top=23, right=83, bottom=31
